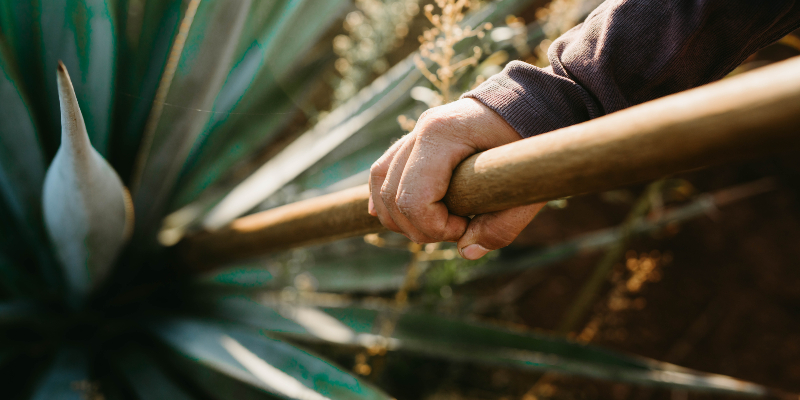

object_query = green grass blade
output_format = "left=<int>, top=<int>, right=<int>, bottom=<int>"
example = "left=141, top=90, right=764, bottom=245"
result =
left=30, top=347, right=91, bottom=400
left=130, top=0, right=251, bottom=242
left=150, top=318, right=392, bottom=400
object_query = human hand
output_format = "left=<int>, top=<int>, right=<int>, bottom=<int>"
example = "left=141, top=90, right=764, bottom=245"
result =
left=368, top=98, right=546, bottom=260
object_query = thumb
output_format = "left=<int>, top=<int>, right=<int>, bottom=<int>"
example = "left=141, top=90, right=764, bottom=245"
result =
left=457, top=202, right=546, bottom=260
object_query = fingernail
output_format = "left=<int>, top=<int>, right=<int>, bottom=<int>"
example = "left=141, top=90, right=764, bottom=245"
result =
left=368, top=197, right=376, bottom=216
left=460, top=244, right=489, bottom=260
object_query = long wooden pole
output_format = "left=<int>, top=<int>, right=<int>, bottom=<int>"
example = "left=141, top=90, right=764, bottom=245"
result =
left=179, top=56, right=800, bottom=271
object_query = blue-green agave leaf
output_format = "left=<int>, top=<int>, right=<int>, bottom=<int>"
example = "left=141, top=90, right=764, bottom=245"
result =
left=198, top=241, right=412, bottom=293
left=112, top=346, right=198, bottom=400
left=30, top=347, right=91, bottom=400
left=0, top=138, right=57, bottom=295
left=170, top=57, right=331, bottom=213
left=205, top=296, right=770, bottom=396
left=0, top=43, right=46, bottom=243
left=38, top=0, right=118, bottom=157
left=202, top=56, right=421, bottom=229
left=111, top=0, right=185, bottom=180
left=190, top=294, right=309, bottom=336
left=150, top=318, right=392, bottom=400
left=0, top=196, right=41, bottom=297
left=173, top=0, right=348, bottom=211
left=130, top=0, right=251, bottom=241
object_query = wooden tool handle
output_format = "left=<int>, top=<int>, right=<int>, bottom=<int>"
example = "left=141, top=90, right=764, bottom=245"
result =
left=180, top=56, right=800, bottom=271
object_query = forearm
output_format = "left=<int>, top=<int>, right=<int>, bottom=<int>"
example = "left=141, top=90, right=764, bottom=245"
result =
left=464, top=0, right=800, bottom=138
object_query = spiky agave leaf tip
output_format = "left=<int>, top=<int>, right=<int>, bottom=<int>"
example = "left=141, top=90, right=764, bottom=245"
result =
left=42, top=61, right=133, bottom=303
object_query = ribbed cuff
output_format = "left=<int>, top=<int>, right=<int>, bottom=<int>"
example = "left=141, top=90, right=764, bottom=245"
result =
left=462, top=61, right=598, bottom=138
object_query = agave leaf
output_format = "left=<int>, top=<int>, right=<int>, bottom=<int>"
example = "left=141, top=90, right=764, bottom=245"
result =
left=327, top=308, right=770, bottom=396
left=112, top=346, right=198, bottom=400
left=151, top=318, right=392, bottom=400
left=189, top=295, right=308, bottom=335
left=202, top=57, right=422, bottom=229
left=198, top=0, right=539, bottom=228
left=0, top=40, right=59, bottom=290
left=0, top=36, right=62, bottom=293
left=0, top=300, right=43, bottom=325
left=170, top=57, right=333, bottom=213
left=262, top=116, right=405, bottom=209
left=0, top=195, right=50, bottom=297
left=206, top=0, right=345, bottom=124
left=111, top=0, right=186, bottom=180
left=130, top=0, right=251, bottom=241
left=42, top=63, right=133, bottom=300
left=202, top=297, right=769, bottom=396
left=30, top=347, right=90, bottom=400
left=198, top=240, right=412, bottom=293
left=173, top=0, right=349, bottom=210
left=37, top=0, right=118, bottom=157
left=0, top=43, right=46, bottom=237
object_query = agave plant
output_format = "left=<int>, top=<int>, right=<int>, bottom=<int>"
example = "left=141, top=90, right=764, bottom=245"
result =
left=0, top=0, right=791, bottom=399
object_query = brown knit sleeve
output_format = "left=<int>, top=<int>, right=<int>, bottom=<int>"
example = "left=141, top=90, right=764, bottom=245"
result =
left=462, top=0, right=800, bottom=138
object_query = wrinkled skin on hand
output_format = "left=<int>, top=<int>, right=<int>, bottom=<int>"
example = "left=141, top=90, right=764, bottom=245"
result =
left=369, top=98, right=545, bottom=260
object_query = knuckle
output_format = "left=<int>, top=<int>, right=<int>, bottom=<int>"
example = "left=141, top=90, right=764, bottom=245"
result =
left=394, top=191, right=420, bottom=216
left=417, top=108, right=436, bottom=122
left=370, top=161, right=387, bottom=178
left=417, top=109, right=448, bottom=130
left=396, top=192, right=450, bottom=241
left=380, top=185, right=396, bottom=204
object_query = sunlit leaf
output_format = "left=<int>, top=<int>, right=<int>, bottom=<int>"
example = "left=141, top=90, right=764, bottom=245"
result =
left=130, top=0, right=251, bottom=242
left=173, top=0, right=349, bottom=210
left=204, top=296, right=770, bottom=396
left=151, top=318, right=392, bottom=400
left=198, top=239, right=412, bottom=293
left=111, top=0, right=186, bottom=180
